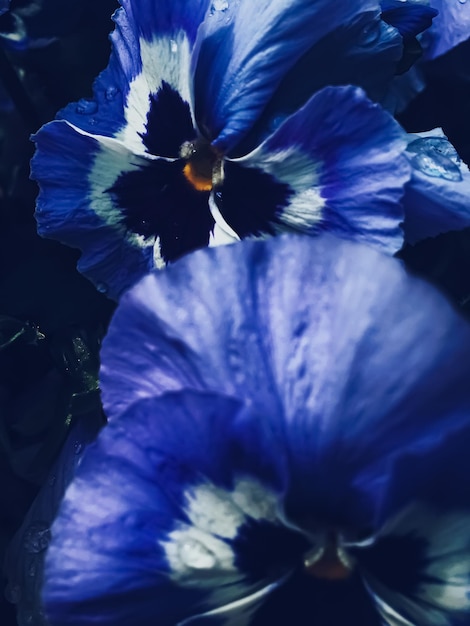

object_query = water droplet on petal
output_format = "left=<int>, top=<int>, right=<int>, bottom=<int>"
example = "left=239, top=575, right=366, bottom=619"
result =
left=96, top=282, right=108, bottom=294
left=179, top=538, right=217, bottom=569
left=411, top=152, right=462, bottom=181
left=170, top=39, right=178, bottom=53
left=74, top=441, right=83, bottom=455
left=76, top=99, right=98, bottom=115
left=105, top=86, right=119, bottom=101
left=458, top=0, right=467, bottom=5
left=4, top=584, right=21, bottom=604
left=407, top=137, right=461, bottom=165
left=23, top=523, right=51, bottom=554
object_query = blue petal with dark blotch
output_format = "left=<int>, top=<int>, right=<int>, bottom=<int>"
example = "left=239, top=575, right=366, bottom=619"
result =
left=31, top=121, right=154, bottom=300
left=42, top=391, right=299, bottom=626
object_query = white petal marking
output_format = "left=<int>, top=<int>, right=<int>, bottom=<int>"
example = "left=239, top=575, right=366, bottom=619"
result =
left=363, top=504, right=470, bottom=625
left=230, top=147, right=325, bottom=232
left=177, top=576, right=288, bottom=626
left=117, top=34, right=193, bottom=153
left=161, top=477, right=280, bottom=585
left=208, top=193, right=240, bottom=247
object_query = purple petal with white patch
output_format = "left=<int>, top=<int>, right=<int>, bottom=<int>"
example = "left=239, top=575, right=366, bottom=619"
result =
left=402, top=132, right=470, bottom=245
left=58, top=0, right=209, bottom=147
left=220, top=85, right=409, bottom=253
left=32, top=119, right=218, bottom=298
left=43, top=391, right=305, bottom=626
left=360, top=505, right=470, bottom=625
left=31, top=120, right=157, bottom=299
left=193, top=0, right=403, bottom=154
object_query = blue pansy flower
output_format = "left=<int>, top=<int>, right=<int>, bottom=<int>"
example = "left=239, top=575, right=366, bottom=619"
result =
left=44, top=235, right=470, bottom=625
left=31, top=0, right=418, bottom=300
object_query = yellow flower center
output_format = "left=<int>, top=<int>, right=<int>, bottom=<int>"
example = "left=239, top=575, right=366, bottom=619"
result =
left=180, top=139, right=223, bottom=192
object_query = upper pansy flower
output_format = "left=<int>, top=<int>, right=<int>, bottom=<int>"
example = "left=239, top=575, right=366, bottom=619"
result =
left=31, top=0, right=417, bottom=300
left=44, top=235, right=470, bottom=626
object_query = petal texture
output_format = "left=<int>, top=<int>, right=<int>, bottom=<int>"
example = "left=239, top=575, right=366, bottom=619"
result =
left=222, top=86, right=409, bottom=253
left=101, top=235, right=470, bottom=529
left=32, top=120, right=215, bottom=299
left=43, top=391, right=305, bottom=626
left=32, top=121, right=155, bottom=299
left=193, top=0, right=402, bottom=153
left=57, top=0, right=208, bottom=147
left=361, top=505, right=470, bottom=625
left=424, top=0, right=470, bottom=60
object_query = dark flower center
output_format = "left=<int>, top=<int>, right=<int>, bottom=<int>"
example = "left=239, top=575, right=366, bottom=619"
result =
left=179, top=138, right=223, bottom=191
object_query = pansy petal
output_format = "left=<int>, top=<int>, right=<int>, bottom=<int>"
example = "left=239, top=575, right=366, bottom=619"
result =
left=219, top=85, right=409, bottom=253
left=193, top=0, right=402, bottom=153
left=32, top=120, right=215, bottom=298
left=423, top=0, right=470, bottom=60
left=253, top=570, right=382, bottom=626
left=100, top=239, right=283, bottom=419
left=43, top=391, right=307, bottom=626
left=32, top=120, right=155, bottom=299
left=101, top=235, right=470, bottom=533
left=179, top=579, right=285, bottom=626
left=381, top=1, right=437, bottom=38
left=58, top=0, right=208, bottom=153
left=359, top=505, right=470, bottom=625
left=402, top=132, right=470, bottom=245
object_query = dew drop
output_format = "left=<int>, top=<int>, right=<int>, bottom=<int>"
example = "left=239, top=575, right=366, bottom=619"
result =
left=407, top=137, right=461, bottom=165
left=96, top=282, right=108, bottom=294
left=170, top=39, right=178, bottom=53
left=23, top=523, right=51, bottom=554
left=410, top=144, right=463, bottom=182
left=178, top=538, right=217, bottom=569
left=76, top=99, right=98, bottom=114
left=105, top=86, right=119, bottom=101
left=458, top=0, right=467, bottom=4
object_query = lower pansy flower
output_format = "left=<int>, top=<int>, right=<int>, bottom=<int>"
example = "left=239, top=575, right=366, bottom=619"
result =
left=44, top=235, right=470, bottom=625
